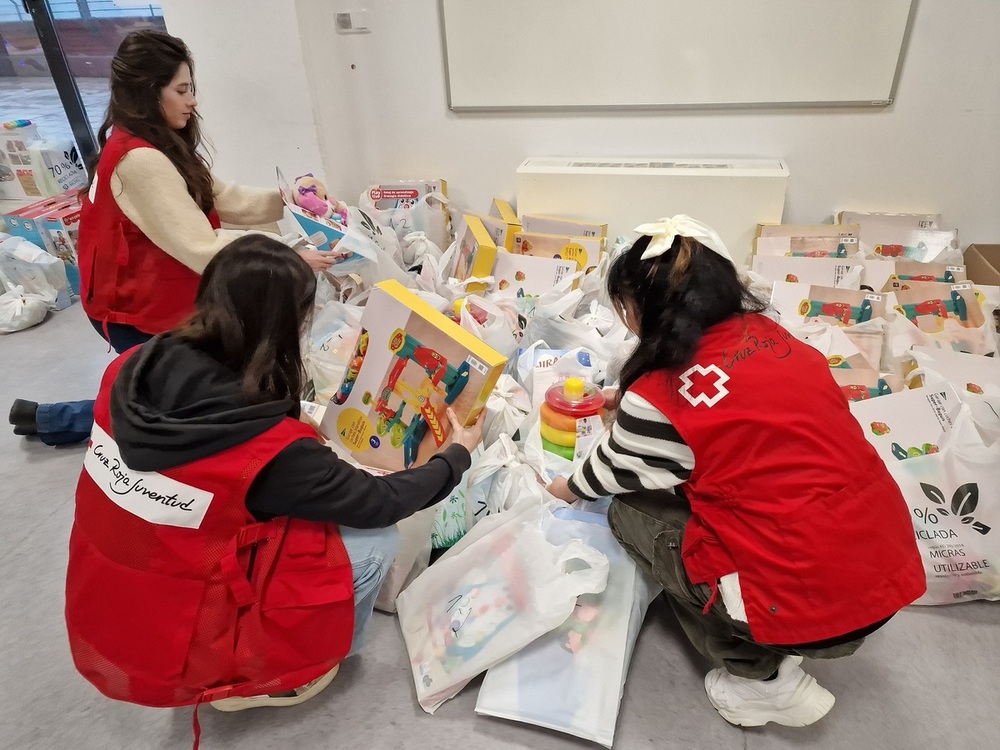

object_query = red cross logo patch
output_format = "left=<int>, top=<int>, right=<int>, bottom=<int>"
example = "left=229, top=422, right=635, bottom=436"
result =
left=679, top=364, right=730, bottom=407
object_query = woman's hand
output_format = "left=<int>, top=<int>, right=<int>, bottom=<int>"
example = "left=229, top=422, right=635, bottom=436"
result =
left=297, top=247, right=340, bottom=272
left=546, top=476, right=579, bottom=503
left=442, top=407, right=485, bottom=454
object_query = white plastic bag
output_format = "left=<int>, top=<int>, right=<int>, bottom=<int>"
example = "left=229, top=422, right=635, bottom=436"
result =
left=374, top=505, right=438, bottom=614
left=0, top=285, right=48, bottom=333
left=0, top=236, right=70, bottom=310
left=459, top=295, right=524, bottom=359
left=401, top=231, right=443, bottom=271
left=464, top=435, right=542, bottom=527
left=476, top=507, right=660, bottom=748
left=396, top=500, right=609, bottom=713
left=359, top=190, right=451, bottom=253
left=483, top=374, right=531, bottom=447
left=306, top=299, right=363, bottom=403
left=905, top=346, right=1000, bottom=446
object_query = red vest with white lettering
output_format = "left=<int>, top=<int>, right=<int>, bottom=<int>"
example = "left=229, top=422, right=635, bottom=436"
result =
left=78, top=129, right=219, bottom=334
left=631, top=313, right=925, bottom=644
left=65, top=350, right=354, bottom=707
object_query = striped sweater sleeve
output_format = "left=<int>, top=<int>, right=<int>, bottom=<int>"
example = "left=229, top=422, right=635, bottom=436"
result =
left=567, top=391, right=695, bottom=500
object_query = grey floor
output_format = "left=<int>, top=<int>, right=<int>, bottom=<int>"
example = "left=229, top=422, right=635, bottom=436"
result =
left=1, top=302, right=998, bottom=750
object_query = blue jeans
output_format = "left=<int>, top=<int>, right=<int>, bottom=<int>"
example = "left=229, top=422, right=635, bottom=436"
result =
left=340, top=524, right=400, bottom=655
left=34, top=319, right=153, bottom=446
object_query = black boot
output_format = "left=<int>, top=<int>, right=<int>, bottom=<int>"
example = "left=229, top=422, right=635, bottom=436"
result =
left=9, top=399, right=38, bottom=436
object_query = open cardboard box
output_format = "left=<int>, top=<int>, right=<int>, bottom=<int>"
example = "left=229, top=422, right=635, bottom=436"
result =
left=964, top=244, right=1000, bottom=286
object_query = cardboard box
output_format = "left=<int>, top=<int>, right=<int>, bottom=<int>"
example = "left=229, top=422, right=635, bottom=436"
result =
left=479, top=214, right=519, bottom=251
left=520, top=214, right=608, bottom=238
left=756, top=223, right=860, bottom=239
left=489, top=198, right=518, bottom=225
left=0, top=122, right=43, bottom=199
left=2, top=193, right=71, bottom=254
left=450, top=216, right=498, bottom=294
left=491, top=251, right=577, bottom=298
left=512, top=231, right=605, bottom=272
left=964, top=244, right=1000, bottom=286
left=320, top=280, right=507, bottom=472
left=752, top=235, right=860, bottom=258
left=43, top=197, right=83, bottom=293
left=751, top=255, right=863, bottom=287
left=770, top=282, right=887, bottom=327
left=276, top=168, right=349, bottom=258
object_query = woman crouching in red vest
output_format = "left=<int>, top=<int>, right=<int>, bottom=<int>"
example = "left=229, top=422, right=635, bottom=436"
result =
left=548, top=215, right=925, bottom=729
left=65, top=236, right=482, bottom=743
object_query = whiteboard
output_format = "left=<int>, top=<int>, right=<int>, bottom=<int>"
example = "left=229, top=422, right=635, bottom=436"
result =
left=440, top=0, right=916, bottom=110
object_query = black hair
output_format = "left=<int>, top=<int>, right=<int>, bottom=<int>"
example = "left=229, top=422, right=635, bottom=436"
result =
left=608, top=234, right=768, bottom=391
left=174, top=236, right=317, bottom=404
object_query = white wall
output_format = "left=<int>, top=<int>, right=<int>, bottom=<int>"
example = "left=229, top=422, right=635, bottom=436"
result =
left=166, top=0, right=1000, bottom=248
left=158, top=0, right=324, bottom=189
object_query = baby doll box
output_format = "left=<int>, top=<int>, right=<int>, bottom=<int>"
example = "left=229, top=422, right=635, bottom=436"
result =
left=320, top=279, right=508, bottom=473
left=276, top=168, right=348, bottom=256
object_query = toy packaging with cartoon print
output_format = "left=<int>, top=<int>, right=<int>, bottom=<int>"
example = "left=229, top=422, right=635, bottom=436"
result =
left=320, top=279, right=508, bottom=472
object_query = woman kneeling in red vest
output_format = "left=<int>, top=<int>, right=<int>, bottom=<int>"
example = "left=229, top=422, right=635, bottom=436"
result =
left=65, top=236, right=481, bottom=736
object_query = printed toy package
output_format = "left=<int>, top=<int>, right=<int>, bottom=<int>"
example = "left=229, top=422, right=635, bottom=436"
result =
left=513, top=231, right=605, bottom=273
left=320, top=280, right=508, bottom=472
left=277, top=168, right=349, bottom=257
left=756, top=222, right=860, bottom=240
left=450, top=216, right=499, bottom=294
left=751, top=255, right=863, bottom=287
left=491, top=252, right=577, bottom=299
left=752, top=235, right=860, bottom=259
left=770, top=282, right=887, bottom=327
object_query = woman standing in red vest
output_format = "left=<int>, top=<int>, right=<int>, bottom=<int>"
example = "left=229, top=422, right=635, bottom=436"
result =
left=548, top=215, right=925, bottom=729
left=66, top=236, right=482, bottom=740
left=9, top=30, right=335, bottom=445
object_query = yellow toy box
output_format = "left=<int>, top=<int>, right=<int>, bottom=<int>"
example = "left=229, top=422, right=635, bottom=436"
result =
left=320, top=280, right=508, bottom=472
left=450, top=215, right=499, bottom=294
left=512, top=231, right=605, bottom=273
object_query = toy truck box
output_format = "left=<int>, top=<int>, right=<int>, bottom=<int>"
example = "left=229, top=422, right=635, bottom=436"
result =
left=320, top=280, right=508, bottom=472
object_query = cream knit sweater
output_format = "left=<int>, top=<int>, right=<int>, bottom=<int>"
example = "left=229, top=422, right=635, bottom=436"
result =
left=100, top=147, right=285, bottom=275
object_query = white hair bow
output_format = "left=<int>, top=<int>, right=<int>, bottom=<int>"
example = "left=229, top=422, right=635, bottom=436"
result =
left=633, top=214, right=734, bottom=265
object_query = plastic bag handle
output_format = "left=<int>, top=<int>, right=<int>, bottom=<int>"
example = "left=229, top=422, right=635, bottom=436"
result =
left=554, top=539, right=610, bottom=597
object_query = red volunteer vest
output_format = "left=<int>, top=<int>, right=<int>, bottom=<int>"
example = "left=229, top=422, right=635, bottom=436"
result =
left=632, top=314, right=925, bottom=644
left=65, top=350, right=354, bottom=707
left=78, top=130, right=220, bottom=334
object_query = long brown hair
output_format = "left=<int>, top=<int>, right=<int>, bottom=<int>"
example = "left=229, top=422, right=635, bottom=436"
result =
left=85, top=30, right=214, bottom=213
left=174, top=236, right=317, bottom=404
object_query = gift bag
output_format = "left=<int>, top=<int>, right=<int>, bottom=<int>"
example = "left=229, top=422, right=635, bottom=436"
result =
left=459, top=295, right=524, bottom=359
left=396, top=501, right=609, bottom=713
left=476, top=507, right=660, bottom=747
left=464, top=435, right=542, bottom=528
left=375, top=504, right=438, bottom=614
left=878, top=407, right=1000, bottom=605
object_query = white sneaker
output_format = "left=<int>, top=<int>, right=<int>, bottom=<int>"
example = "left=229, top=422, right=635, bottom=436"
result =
left=704, top=656, right=834, bottom=727
left=210, top=664, right=340, bottom=712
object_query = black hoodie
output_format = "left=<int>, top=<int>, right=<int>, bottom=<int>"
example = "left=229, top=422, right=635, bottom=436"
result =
left=109, top=335, right=471, bottom=527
